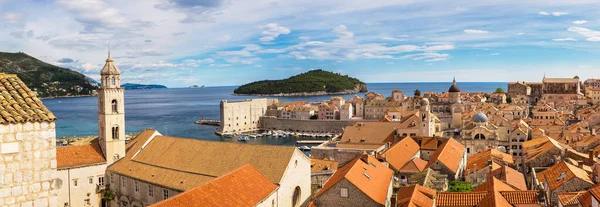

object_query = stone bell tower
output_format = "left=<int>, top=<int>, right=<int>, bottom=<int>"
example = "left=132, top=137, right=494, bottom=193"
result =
left=98, top=50, right=126, bottom=165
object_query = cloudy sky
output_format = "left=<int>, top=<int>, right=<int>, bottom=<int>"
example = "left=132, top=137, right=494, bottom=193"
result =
left=2, top=0, right=600, bottom=87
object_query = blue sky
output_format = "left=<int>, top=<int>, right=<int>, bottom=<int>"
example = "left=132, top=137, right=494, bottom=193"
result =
left=2, top=0, right=600, bottom=87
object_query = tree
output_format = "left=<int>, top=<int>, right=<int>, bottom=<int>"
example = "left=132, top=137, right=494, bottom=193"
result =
left=414, top=89, right=421, bottom=97
left=103, top=189, right=116, bottom=207
left=495, top=87, right=505, bottom=94
left=310, top=114, right=318, bottom=120
left=506, top=97, right=512, bottom=103
left=448, top=181, right=473, bottom=192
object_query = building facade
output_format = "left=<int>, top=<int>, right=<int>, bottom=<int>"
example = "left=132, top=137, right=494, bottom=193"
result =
left=218, top=98, right=271, bottom=134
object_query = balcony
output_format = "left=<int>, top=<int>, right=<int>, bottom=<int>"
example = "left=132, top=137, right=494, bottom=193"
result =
left=96, top=184, right=106, bottom=193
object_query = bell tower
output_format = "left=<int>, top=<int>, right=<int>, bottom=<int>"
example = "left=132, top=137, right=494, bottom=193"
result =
left=98, top=50, right=126, bottom=165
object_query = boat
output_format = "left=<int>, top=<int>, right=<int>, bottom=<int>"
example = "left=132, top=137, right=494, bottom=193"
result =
left=238, top=136, right=249, bottom=142
left=298, top=146, right=311, bottom=151
left=249, top=134, right=257, bottom=138
left=223, top=133, right=234, bottom=138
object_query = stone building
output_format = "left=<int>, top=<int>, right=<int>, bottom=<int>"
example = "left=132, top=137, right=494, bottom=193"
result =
left=584, top=78, right=600, bottom=88
left=460, top=112, right=531, bottom=157
left=523, top=135, right=565, bottom=168
left=313, top=154, right=394, bottom=207
left=464, top=149, right=514, bottom=183
left=533, top=162, right=594, bottom=206
left=423, top=138, right=467, bottom=181
left=106, top=129, right=310, bottom=207
left=0, top=73, right=59, bottom=206
left=218, top=98, right=271, bottom=134
left=55, top=52, right=129, bottom=207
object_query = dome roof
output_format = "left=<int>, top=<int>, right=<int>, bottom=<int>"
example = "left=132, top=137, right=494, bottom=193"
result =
left=448, top=78, right=461, bottom=92
left=420, top=98, right=429, bottom=106
left=473, top=112, right=488, bottom=123
left=100, top=52, right=121, bottom=75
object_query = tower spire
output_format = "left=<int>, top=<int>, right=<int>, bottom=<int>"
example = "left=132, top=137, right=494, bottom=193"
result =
left=453, top=76, right=456, bottom=85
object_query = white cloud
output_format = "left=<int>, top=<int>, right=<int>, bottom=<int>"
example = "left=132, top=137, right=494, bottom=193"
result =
left=552, top=12, right=568, bottom=16
left=259, top=23, right=290, bottom=44
left=183, top=58, right=215, bottom=66
left=81, top=63, right=99, bottom=73
left=131, top=61, right=185, bottom=71
left=400, top=53, right=449, bottom=61
left=490, top=53, right=500, bottom=56
left=568, top=27, right=600, bottom=41
left=58, top=0, right=150, bottom=32
left=464, top=29, right=489, bottom=34
left=381, top=36, right=406, bottom=41
left=538, top=11, right=550, bottom=16
left=573, top=20, right=587, bottom=25
left=424, top=44, right=455, bottom=51
left=2, top=12, right=25, bottom=24
left=332, top=25, right=353, bottom=39
left=552, top=37, right=577, bottom=41
left=210, top=63, right=232, bottom=67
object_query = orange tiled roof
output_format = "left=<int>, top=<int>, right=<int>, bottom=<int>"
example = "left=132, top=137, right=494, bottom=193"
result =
left=0, top=73, right=57, bottom=124
left=466, top=149, right=514, bottom=173
left=536, top=162, right=593, bottom=191
left=382, top=137, right=420, bottom=171
left=425, top=138, right=465, bottom=173
left=436, top=192, right=488, bottom=207
left=340, top=122, right=399, bottom=144
left=557, top=192, right=584, bottom=206
left=150, top=165, right=277, bottom=207
left=487, top=165, right=527, bottom=191
left=314, top=154, right=393, bottom=205
left=311, top=158, right=338, bottom=172
left=473, top=177, right=517, bottom=207
left=399, top=157, right=428, bottom=173
left=420, top=137, right=439, bottom=150
left=56, top=141, right=106, bottom=169
left=523, top=136, right=564, bottom=163
left=587, top=183, right=600, bottom=202
left=579, top=190, right=593, bottom=207
left=396, top=184, right=436, bottom=207
left=499, top=191, right=540, bottom=205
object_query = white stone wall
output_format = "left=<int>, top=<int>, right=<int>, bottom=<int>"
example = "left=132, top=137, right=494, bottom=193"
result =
left=57, top=163, right=107, bottom=207
left=278, top=149, right=311, bottom=207
left=256, top=191, right=278, bottom=207
left=219, top=99, right=269, bottom=133
left=0, top=122, right=58, bottom=206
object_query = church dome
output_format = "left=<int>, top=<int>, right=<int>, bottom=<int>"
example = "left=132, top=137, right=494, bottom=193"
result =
left=420, top=98, right=429, bottom=106
left=448, top=78, right=461, bottom=93
left=473, top=112, right=488, bottom=123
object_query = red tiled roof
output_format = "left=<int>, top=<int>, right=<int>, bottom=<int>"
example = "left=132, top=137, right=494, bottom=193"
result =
left=536, top=162, right=593, bottom=191
left=557, top=192, right=584, bottom=206
left=382, top=137, right=420, bottom=171
left=466, top=149, right=514, bottom=173
left=396, top=185, right=436, bottom=207
left=151, top=164, right=277, bottom=207
left=578, top=190, right=593, bottom=207
left=56, top=141, right=106, bottom=169
left=487, top=165, right=527, bottom=191
left=436, top=192, right=488, bottom=207
left=499, top=191, right=540, bottom=205
left=314, top=154, right=393, bottom=205
left=425, top=138, right=465, bottom=173
left=399, top=158, right=428, bottom=173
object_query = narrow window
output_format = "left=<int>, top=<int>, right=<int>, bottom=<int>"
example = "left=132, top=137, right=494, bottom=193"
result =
left=112, top=77, right=115, bottom=85
left=112, top=100, right=118, bottom=113
left=98, top=177, right=104, bottom=186
left=73, top=180, right=78, bottom=187
left=88, top=177, right=93, bottom=184
left=163, top=189, right=169, bottom=199
left=149, top=185, right=154, bottom=197
left=135, top=180, right=139, bottom=192
left=122, top=177, right=126, bottom=187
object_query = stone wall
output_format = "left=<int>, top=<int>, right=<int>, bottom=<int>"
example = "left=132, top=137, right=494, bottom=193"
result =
left=549, top=178, right=594, bottom=206
left=314, top=179, right=384, bottom=207
left=218, top=98, right=271, bottom=134
left=311, top=147, right=384, bottom=166
left=259, top=116, right=362, bottom=133
left=108, top=172, right=181, bottom=207
left=277, top=149, right=312, bottom=207
left=0, top=122, right=58, bottom=206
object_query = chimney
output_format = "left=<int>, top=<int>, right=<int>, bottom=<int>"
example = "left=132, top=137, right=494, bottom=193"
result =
left=578, top=160, right=584, bottom=168
left=589, top=149, right=595, bottom=166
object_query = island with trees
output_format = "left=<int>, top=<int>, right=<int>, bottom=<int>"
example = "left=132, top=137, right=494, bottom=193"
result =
left=233, top=69, right=368, bottom=96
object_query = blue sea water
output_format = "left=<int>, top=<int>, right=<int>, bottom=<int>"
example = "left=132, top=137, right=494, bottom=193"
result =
left=42, top=82, right=506, bottom=146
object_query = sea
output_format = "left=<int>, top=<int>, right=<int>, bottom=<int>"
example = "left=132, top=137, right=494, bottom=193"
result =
left=43, top=82, right=507, bottom=146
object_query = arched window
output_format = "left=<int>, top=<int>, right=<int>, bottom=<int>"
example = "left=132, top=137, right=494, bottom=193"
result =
left=112, top=100, right=118, bottom=113
left=105, top=77, right=109, bottom=87
left=112, top=126, right=119, bottom=140
left=112, top=77, right=115, bottom=85
left=292, top=186, right=301, bottom=207
left=474, top=133, right=486, bottom=139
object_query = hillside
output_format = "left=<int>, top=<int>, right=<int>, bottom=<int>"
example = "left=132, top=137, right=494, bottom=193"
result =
left=0, top=52, right=97, bottom=98
left=234, top=69, right=368, bottom=96
left=121, top=83, right=167, bottom=90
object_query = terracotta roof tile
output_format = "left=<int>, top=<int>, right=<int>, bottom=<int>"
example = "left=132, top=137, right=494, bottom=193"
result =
left=314, top=154, right=393, bottom=205
left=425, top=138, right=465, bottom=173
left=487, top=165, right=527, bottom=191
left=382, top=137, right=420, bottom=171
left=466, top=149, right=514, bottom=173
left=420, top=138, right=439, bottom=150
left=311, top=158, right=338, bottom=172
left=587, top=183, right=600, bottom=202
left=557, top=192, right=584, bottom=206
left=499, top=191, right=540, bottom=205
left=536, top=162, right=593, bottom=191
left=56, top=140, right=106, bottom=169
left=108, top=130, right=301, bottom=191
left=473, top=177, right=517, bottom=207
left=396, top=185, right=436, bottom=207
left=578, top=190, right=593, bottom=207
left=0, top=73, right=56, bottom=124
left=436, top=192, right=488, bottom=207
left=340, top=122, right=399, bottom=144
left=399, top=158, right=428, bottom=173
left=151, top=165, right=277, bottom=207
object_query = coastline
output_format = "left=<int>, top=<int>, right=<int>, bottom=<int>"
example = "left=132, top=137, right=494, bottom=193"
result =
left=233, top=89, right=367, bottom=97
left=40, top=94, right=97, bottom=100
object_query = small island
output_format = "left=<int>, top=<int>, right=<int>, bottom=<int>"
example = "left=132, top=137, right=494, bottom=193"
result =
left=233, top=69, right=367, bottom=96
left=121, top=83, right=167, bottom=90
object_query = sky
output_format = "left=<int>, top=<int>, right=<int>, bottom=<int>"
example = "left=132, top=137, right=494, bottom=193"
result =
left=2, top=0, right=600, bottom=87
